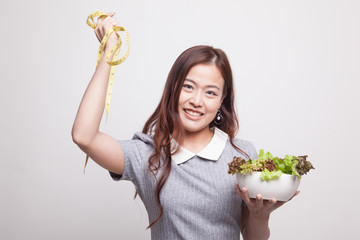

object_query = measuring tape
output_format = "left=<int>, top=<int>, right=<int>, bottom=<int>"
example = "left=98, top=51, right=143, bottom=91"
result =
left=84, top=11, right=130, bottom=173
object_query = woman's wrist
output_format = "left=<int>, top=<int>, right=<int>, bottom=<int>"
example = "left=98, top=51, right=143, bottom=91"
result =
left=243, top=214, right=270, bottom=240
left=248, top=213, right=269, bottom=227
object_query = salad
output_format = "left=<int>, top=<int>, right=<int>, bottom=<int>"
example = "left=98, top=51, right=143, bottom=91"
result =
left=228, top=149, right=314, bottom=181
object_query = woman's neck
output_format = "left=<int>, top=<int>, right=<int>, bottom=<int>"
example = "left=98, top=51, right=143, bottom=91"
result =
left=181, top=127, right=214, bottom=154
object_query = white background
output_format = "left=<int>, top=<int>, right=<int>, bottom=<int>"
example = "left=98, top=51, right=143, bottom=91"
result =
left=1, top=0, right=359, bottom=239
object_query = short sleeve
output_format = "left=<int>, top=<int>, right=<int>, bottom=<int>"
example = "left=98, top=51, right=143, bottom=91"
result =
left=109, top=132, right=155, bottom=183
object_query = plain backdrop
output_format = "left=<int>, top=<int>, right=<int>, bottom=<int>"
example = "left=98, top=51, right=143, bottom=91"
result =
left=1, top=0, right=359, bottom=239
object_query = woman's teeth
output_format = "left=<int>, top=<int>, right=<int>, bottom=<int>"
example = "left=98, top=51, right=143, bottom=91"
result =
left=185, top=109, right=202, bottom=116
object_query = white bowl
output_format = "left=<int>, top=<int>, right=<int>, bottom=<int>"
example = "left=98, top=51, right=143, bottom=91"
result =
left=236, top=172, right=300, bottom=201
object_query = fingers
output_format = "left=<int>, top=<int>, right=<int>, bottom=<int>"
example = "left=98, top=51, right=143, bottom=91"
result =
left=96, top=16, right=118, bottom=31
left=256, top=194, right=264, bottom=208
left=256, top=195, right=281, bottom=213
left=98, top=13, right=117, bottom=26
left=268, top=198, right=277, bottom=204
left=96, top=12, right=115, bottom=25
left=235, top=184, right=285, bottom=214
left=270, top=198, right=284, bottom=208
left=94, top=13, right=120, bottom=43
left=235, top=184, right=263, bottom=206
left=235, top=184, right=242, bottom=195
left=235, top=184, right=290, bottom=211
left=288, top=190, right=300, bottom=201
left=235, top=185, right=251, bottom=203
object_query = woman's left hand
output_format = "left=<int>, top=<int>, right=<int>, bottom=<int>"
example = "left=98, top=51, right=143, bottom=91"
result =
left=236, top=185, right=300, bottom=239
left=235, top=184, right=300, bottom=220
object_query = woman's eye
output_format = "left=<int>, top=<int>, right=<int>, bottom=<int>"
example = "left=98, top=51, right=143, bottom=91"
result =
left=183, top=84, right=193, bottom=90
left=206, top=90, right=217, bottom=96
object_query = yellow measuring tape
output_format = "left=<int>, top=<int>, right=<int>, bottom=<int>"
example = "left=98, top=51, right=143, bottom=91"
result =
left=84, top=11, right=130, bottom=173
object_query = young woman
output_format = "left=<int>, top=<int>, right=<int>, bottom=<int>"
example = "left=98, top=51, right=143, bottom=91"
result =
left=72, top=13, right=298, bottom=240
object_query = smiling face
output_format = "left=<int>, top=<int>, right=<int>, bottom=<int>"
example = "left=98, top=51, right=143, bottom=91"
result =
left=178, top=63, right=225, bottom=135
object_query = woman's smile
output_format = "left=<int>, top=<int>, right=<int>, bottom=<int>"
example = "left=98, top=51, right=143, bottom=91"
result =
left=184, top=108, right=204, bottom=118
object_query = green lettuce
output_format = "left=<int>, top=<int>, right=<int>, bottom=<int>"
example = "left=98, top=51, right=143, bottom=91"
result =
left=228, top=149, right=314, bottom=181
left=260, top=169, right=283, bottom=181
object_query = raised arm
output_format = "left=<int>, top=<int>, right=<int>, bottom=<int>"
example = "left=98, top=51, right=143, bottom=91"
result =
left=71, top=12, right=124, bottom=175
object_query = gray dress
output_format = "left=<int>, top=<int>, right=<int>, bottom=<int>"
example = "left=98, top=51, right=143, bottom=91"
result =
left=110, top=131, right=257, bottom=240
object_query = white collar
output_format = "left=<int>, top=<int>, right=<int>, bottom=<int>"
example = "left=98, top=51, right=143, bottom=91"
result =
left=171, top=127, right=229, bottom=165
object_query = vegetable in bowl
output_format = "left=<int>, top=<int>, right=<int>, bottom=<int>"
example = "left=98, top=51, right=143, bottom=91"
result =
left=229, top=149, right=315, bottom=200
left=228, top=149, right=314, bottom=181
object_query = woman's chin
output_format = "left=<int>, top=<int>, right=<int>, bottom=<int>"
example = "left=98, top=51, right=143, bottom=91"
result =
left=182, top=124, right=211, bottom=135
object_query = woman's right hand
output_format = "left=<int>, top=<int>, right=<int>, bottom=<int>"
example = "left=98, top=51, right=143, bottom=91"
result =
left=94, top=12, right=120, bottom=50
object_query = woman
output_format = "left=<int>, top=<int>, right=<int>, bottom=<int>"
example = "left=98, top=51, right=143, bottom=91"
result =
left=72, top=13, right=298, bottom=240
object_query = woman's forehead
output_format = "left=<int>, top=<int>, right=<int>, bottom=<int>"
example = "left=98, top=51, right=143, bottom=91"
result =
left=185, top=64, right=224, bottom=88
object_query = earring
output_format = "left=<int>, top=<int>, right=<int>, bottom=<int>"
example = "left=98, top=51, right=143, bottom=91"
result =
left=214, top=109, right=223, bottom=125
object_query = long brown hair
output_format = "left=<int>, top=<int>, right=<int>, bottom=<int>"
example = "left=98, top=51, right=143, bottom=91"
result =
left=142, top=45, right=248, bottom=228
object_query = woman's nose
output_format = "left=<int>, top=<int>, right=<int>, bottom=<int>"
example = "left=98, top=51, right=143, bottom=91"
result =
left=189, top=91, right=203, bottom=107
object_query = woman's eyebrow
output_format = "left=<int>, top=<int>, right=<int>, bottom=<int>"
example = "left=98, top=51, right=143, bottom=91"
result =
left=184, top=78, right=220, bottom=90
